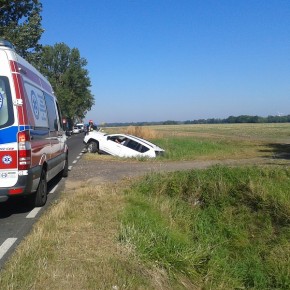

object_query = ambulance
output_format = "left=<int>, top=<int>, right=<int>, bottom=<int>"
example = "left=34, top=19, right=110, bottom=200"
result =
left=0, top=39, right=68, bottom=207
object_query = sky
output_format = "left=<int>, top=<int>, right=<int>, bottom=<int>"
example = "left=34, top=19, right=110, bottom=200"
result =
left=40, top=0, right=290, bottom=124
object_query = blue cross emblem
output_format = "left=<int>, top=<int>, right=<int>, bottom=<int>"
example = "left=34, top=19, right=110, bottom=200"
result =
left=31, top=91, right=39, bottom=120
left=2, top=155, right=12, bottom=165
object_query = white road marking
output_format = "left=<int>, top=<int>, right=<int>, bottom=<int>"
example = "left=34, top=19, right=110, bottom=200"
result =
left=26, top=207, right=41, bottom=218
left=50, top=184, right=58, bottom=194
left=0, top=238, right=17, bottom=260
left=26, top=184, right=59, bottom=219
left=67, top=149, right=84, bottom=171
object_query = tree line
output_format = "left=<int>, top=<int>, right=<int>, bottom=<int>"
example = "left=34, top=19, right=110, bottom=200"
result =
left=185, top=115, right=290, bottom=124
left=104, top=114, right=290, bottom=127
left=0, top=0, right=94, bottom=123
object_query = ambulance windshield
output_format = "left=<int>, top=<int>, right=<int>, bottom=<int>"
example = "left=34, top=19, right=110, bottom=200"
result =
left=0, top=77, right=14, bottom=128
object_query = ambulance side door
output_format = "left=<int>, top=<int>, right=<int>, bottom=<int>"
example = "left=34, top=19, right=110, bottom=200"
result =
left=44, top=93, right=66, bottom=180
left=44, top=93, right=60, bottom=159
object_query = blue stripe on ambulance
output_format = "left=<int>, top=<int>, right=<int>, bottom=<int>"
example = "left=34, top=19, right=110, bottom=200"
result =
left=0, top=126, right=31, bottom=144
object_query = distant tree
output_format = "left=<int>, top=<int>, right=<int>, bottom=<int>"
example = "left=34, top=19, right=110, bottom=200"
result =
left=37, top=42, right=95, bottom=120
left=0, top=0, right=44, bottom=62
left=163, top=120, right=178, bottom=125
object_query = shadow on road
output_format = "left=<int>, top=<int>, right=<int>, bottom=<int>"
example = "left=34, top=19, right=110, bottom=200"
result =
left=0, top=173, right=63, bottom=219
left=0, top=199, right=34, bottom=218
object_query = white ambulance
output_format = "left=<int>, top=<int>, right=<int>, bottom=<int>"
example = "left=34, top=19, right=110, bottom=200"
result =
left=0, top=39, right=68, bottom=207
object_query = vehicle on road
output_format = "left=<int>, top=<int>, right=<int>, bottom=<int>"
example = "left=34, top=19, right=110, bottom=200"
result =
left=83, top=131, right=164, bottom=158
left=65, top=129, right=72, bottom=136
left=76, top=123, right=84, bottom=132
left=0, top=39, right=68, bottom=207
left=72, top=126, right=81, bottom=134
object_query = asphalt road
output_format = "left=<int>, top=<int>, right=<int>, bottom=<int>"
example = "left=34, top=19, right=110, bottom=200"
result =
left=0, top=133, right=85, bottom=269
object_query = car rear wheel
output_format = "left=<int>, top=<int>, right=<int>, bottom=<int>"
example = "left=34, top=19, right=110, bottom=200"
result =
left=87, top=140, right=99, bottom=153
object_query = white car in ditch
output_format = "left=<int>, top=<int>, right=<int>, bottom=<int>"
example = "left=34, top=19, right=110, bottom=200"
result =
left=83, top=131, right=164, bottom=158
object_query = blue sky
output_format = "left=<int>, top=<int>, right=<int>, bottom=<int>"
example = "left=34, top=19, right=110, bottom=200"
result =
left=40, top=0, right=290, bottom=123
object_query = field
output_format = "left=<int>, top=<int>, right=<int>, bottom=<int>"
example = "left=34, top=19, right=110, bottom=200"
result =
left=107, top=123, right=290, bottom=161
left=0, top=124, right=289, bottom=289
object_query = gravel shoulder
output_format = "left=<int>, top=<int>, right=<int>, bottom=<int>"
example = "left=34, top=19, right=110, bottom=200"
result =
left=66, top=154, right=286, bottom=187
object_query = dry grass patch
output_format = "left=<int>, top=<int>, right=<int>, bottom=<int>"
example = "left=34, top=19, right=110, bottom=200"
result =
left=149, top=123, right=290, bottom=142
left=0, top=181, right=171, bottom=289
left=123, top=126, right=159, bottom=139
left=105, top=126, right=159, bottom=140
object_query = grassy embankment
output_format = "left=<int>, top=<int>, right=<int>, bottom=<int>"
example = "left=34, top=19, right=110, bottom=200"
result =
left=0, top=123, right=289, bottom=289
left=120, top=166, right=290, bottom=289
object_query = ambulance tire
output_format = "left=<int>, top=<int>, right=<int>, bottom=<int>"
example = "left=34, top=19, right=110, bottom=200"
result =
left=87, top=140, right=98, bottom=153
left=33, top=169, right=48, bottom=207
left=62, top=154, right=69, bottom=178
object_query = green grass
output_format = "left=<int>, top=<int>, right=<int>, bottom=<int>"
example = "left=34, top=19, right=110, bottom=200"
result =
left=119, top=166, right=290, bottom=289
left=154, top=137, right=262, bottom=160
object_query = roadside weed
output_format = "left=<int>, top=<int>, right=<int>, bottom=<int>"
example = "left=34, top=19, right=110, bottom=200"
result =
left=120, top=166, right=290, bottom=289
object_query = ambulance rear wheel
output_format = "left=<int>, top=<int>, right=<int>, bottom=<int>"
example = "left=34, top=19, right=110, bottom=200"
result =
left=33, top=169, right=47, bottom=207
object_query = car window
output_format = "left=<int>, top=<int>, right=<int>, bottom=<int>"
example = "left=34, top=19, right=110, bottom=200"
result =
left=55, top=101, right=64, bottom=130
left=126, top=139, right=141, bottom=152
left=139, top=145, right=149, bottom=153
left=0, top=77, right=14, bottom=128
left=25, top=82, right=49, bottom=128
left=107, top=136, right=117, bottom=142
left=44, top=93, right=58, bottom=131
left=108, top=135, right=126, bottom=144
left=127, top=135, right=155, bottom=148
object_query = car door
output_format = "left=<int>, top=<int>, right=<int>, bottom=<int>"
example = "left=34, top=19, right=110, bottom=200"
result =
left=102, top=135, right=122, bottom=156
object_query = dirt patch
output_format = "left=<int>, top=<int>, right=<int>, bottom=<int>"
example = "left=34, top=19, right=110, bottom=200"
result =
left=66, top=154, right=286, bottom=188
